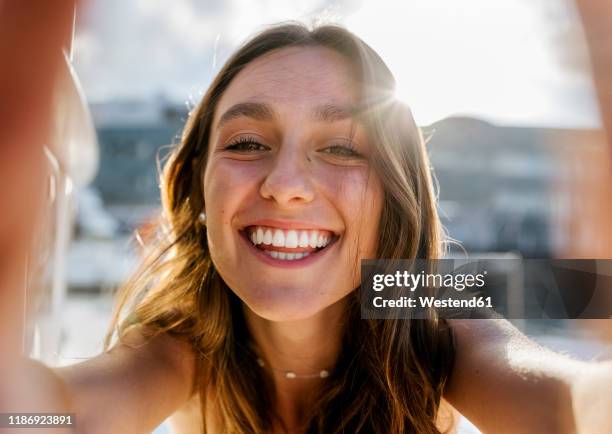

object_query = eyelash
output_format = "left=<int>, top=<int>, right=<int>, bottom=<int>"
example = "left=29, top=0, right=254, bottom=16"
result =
left=320, top=142, right=362, bottom=158
left=224, top=136, right=269, bottom=152
left=224, top=136, right=362, bottom=158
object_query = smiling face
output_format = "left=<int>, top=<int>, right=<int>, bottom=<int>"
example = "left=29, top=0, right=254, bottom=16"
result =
left=202, top=46, right=384, bottom=321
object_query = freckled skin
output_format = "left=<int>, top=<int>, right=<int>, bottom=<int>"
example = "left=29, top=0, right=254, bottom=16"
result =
left=203, top=47, right=384, bottom=321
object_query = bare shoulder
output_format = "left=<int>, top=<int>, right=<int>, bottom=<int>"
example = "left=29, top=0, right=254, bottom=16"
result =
left=112, top=326, right=197, bottom=381
left=444, top=319, right=581, bottom=433
left=54, top=327, right=197, bottom=434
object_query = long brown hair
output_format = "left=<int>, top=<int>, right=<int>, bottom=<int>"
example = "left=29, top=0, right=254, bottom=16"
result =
left=104, top=22, right=455, bottom=434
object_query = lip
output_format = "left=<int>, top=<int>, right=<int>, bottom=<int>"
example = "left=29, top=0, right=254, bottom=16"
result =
left=239, top=218, right=341, bottom=236
left=238, top=228, right=339, bottom=268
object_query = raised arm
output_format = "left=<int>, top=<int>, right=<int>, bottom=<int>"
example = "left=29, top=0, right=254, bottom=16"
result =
left=444, top=319, right=612, bottom=434
left=53, top=329, right=197, bottom=434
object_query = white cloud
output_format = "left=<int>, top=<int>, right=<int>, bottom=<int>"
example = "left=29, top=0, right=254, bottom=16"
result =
left=73, top=0, right=600, bottom=128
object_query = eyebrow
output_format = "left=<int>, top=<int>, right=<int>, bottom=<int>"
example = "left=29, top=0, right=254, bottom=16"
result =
left=312, top=103, right=356, bottom=122
left=216, top=102, right=276, bottom=129
left=215, top=101, right=360, bottom=130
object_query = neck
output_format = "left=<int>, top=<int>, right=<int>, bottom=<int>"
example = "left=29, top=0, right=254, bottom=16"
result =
left=242, top=297, right=348, bottom=428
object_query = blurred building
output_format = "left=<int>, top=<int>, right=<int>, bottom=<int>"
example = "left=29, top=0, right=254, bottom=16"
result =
left=90, top=96, right=186, bottom=231
left=64, top=97, right=185, bottom=293
left=426, top=116, right=600, bottom=257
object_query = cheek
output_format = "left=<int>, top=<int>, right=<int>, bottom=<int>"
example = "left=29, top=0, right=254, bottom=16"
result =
left=319, top=166, right=383, bottom=257
left=204, top=158, right=262, bottom=216
left=203, top=159, right=261, bottom=254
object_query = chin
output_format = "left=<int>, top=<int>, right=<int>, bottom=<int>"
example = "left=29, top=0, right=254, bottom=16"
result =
left=238, top=286, right=335, bottom=322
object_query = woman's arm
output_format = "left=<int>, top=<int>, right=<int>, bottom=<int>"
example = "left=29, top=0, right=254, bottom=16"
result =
left=444, top=319, right=612, bottom=434
left=53, top=328, right=197, bottom=434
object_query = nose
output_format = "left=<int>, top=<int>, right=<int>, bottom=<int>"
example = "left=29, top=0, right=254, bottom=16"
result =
left=259, top=141, right=315, bottom=206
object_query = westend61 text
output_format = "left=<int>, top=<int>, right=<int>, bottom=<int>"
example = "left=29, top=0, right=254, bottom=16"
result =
left=372, top=296, right=493, bottom=309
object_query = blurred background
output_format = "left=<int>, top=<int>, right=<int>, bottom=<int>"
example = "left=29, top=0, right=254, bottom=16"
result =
left=31, top=1, right=612, bottom=433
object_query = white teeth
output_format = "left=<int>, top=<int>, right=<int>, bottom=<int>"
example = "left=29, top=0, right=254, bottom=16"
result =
left=247, top=226, right=333, bottom=250
left=285, top=230, right=299, bottom=248
left=299, top=231, right=310, bottom=248
left=263, top=229, right=273, bottom=245
left=309, top=231, right=319, bottom=248
left=317, top=234, right=325, bottom=247
left=262, top=251, right=310, bottom=261
left=272, top=229, right=285, bottom=247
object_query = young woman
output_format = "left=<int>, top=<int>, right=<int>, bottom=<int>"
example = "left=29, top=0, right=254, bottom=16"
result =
left=53, top=23, right=610, bottom=434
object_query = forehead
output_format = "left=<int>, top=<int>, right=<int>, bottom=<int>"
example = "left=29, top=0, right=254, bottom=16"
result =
left=213, top=46, right=361, bottom=126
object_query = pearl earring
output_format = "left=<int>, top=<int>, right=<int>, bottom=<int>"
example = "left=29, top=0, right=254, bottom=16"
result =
left=198, top=212, right=206, bottom=223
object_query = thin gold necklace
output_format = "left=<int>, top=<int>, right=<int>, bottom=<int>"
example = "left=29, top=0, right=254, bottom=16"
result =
left=256, top=356, right=330, bottom=379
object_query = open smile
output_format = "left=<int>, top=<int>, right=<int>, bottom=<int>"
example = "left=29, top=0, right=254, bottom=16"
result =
left=239, top=225, right=340, bottom=265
